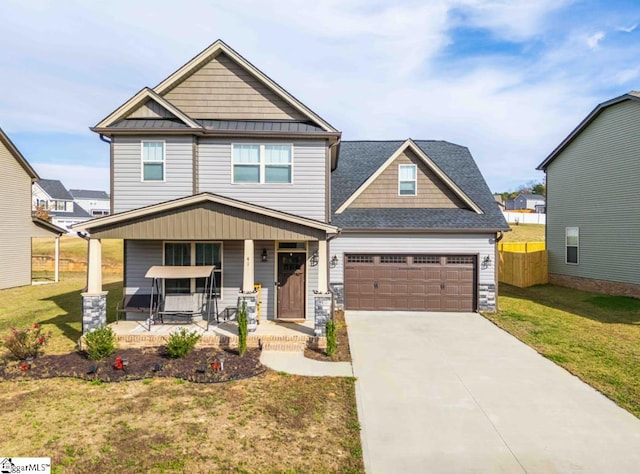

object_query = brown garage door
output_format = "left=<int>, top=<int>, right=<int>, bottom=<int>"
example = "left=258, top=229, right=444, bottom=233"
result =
left=344, top=254, right=476, bottom=311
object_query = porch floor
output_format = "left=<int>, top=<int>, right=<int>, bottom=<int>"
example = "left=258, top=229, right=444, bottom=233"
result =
left=109, top=318, right=321, bottom=349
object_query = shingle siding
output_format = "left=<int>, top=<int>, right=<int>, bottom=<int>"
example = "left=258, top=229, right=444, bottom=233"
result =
left=546, top=99, right=640, bottom=285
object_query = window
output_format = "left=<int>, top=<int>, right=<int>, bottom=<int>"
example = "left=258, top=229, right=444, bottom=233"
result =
left=164, top=242, right=222, bottom=296
left=566, top=227, right=579, bottom=264
left=398, top=164, right=417, bottom=195
left=233, top=144, right=292, bottom=184
left=142, top=141, right=164, bottom=181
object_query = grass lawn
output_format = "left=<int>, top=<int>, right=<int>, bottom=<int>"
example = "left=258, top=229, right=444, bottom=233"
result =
left=486, top=284, right=640, bottom=418
left=0, top=274, right=363, bottom=472
left=32, top=236, right=124, bottom=267
left=501, top=224, right=545, bottom=242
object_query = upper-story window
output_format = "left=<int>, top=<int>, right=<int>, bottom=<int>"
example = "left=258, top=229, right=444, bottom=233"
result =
left=232, top=144, right=293, bottom=184
left=141, top=141, right=165, bottom=181
left=398, top=164, right=417, bottom=196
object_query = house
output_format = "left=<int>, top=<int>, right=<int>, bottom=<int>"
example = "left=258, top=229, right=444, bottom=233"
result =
left=69, top=189, right=110, bottom=217
left=505, top=193, right=545, bottom=212
left=0, top=127, right=65, bottom=290
left=33, top=179, right=92, bottom=231
left=537, top=91, right=640, bottom=297
left=73, top=40, right=508, bottom=334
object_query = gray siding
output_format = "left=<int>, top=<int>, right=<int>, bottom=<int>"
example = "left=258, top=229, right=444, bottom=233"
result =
left=198, top=138, right=327, bottom=221
left=253, top=240, right=275, bottom=320
left=112, top=136, right=193, bottom=213
left=124, top=240, right=163, bottom=294
left=329, top=233, right=496, bottom=285
left=0, top=139, right=33, bottom=289
left=546, top=100, right=640, bottom=285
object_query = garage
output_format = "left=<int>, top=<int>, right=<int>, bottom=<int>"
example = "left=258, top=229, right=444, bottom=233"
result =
left=344, top=254, right=476, bottom=311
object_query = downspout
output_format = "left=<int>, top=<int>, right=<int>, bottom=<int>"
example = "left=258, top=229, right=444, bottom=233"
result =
left=327, top=138, right=341, bottom=223
left=99, top=134, right=111, bottom=144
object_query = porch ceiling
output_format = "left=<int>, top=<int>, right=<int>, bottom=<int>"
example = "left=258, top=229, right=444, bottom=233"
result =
left=77, top=195, right=334, bottom=240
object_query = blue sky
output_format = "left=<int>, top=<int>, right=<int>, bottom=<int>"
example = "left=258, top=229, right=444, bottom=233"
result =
left=1, top=0, right=639, bottom=193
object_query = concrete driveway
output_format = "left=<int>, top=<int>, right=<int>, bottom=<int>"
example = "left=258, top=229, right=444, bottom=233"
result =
left=346, top=311, right=640, bottom=473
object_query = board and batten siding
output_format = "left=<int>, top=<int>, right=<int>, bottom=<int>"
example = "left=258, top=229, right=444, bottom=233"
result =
left=112, top=136, right=193, bottom=213
left=198, top=138, right=327, bottom=221
left=329, top=233, right=496, bottom=285
left=0, top=139, right=35, bottom=289
left=163, top=52, right=307, bottom=120
left=546, top=99, right=640, bottom=285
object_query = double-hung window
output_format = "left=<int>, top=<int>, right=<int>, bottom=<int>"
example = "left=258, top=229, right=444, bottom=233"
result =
left=142, top=141, right=165, bottom=181
left=233, top=144, right=292, bottom=183
left=398, top=164, right=417, bottom=195
left=164, top=242, right=223, bottom=296
left=565, top=227, right=579, bottom=264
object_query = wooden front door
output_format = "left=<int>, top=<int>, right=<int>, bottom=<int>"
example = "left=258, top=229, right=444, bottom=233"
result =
left=277, top=252, right=306, bottom=319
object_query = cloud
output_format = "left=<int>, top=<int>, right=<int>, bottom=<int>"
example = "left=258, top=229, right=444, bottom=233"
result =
left=586, top=31, right=605, bottom=49
left=617, top=23, right=637, bottom=33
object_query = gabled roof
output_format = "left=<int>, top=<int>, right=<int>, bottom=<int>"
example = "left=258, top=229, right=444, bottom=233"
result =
left=331, top=140, right=509, bottom=231
left=0, top=127, right=39, bottom=179
left=93, top=87, right=201, bottom=129
left=37, top=179, right=74, bottom=200
left=537, top=92, right=640, bottom=170
left=69, top=189, right=110, bottom=200
left=517, top=194, right=545, bottom=201
left=49, top=202, right=92, bottom=218
left=73, top=192, right=339, bottom=235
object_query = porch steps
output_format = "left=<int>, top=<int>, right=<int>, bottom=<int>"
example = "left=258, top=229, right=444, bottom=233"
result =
left=260, top=341, right=307, bottom=353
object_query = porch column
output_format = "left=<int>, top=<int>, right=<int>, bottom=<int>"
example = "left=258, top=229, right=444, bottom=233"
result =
left=54, top=235, right=60, bottom=283
left=242, top=239, right=255, bottom=292
left=317, top=239, right=328, bottom=293
left=81, top=237, right=107, bottom=334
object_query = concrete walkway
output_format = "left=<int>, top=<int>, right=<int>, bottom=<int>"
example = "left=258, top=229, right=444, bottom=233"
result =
left=260, top=350, right=353, bottom=377
left=347, top=311, right=640, bottom=473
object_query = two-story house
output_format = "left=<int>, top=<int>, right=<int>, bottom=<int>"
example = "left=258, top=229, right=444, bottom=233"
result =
left=0, top=127, right=65, bottom=289
left=33, top=179, right=92, bottom=231
left=74, top=40, right=507, bottom=334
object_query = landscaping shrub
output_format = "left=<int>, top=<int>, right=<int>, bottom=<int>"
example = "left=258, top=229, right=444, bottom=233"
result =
left=1, top=324, right=51, bottom=360
left=84, top=326, right=117, bottom=361
left=326, top=318, right=337, bottom=357
left=238, top=300, right=248, bottom=357
left=165, top=328, right=201, bottom=359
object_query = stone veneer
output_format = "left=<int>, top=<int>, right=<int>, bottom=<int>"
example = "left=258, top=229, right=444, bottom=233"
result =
left=314, top=293, right=333, bottom=337
left=329, top=283, right=344, bottom=309
left=478, top=284, right=496, bottom=312
left=81, top=291, right=108, bottom=334
left=550, top=274, right=640, bottom=298
left=238, top=292, right=258, bottom=332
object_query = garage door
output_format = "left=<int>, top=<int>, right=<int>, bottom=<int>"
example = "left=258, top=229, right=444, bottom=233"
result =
left=344, top=254, right=476, bottom=311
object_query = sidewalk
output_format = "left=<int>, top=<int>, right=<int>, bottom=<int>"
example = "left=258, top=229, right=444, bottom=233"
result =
left=260, top=351, right=353, bottom=377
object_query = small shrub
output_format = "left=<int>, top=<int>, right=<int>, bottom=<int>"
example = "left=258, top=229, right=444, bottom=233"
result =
left=238, top=300, right=248, bottom=357
left=2, top=324, right=51, bottom=360
left=84, top=326, right=117, bottom=361
left=325, top=319, right=337, bottom=357
left=165, top=328, right=201, bottom=359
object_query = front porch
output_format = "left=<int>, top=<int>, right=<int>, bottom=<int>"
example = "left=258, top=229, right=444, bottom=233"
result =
left=110, top=317, right=324, bottom=350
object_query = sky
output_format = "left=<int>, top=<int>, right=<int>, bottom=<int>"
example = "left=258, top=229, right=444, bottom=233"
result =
left=1, top=0, right=639, bottom=193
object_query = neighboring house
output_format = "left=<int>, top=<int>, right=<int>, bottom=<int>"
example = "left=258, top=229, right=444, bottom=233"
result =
left=537, top=91, right=640, bottom=297
left=73, top=40, right=508, bottom=334
left=506, top=193, right=545, bottom=212
left=69, top=189, right=110, bottom=217
left=0, top=127, right=65, bottom=290
left=33, top=179, right=92, bottom=231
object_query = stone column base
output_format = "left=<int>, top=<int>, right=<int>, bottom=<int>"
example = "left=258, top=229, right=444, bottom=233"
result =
left=81, top=291, right=108, bottom=334
left=478, top=284, right=496, bottom=312
left=329, top=283, right=344, bottom=310
left=238, top=293, right=258, bottom=332
left=314, top=293, right=333, bottom=337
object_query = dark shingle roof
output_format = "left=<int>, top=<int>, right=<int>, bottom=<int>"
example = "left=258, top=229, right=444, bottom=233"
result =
left=69, top=189, right=110, bottom=200
left=521, top=194, right=545, bottom=200
left=331, top=140, right=508, bottom=231
left=49, top=202, right=92, bottom=218
left=38, top=179, right=74, bottom=200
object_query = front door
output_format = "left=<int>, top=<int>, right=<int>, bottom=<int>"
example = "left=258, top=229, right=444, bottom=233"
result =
left=277, top=252, right=306, bottom=319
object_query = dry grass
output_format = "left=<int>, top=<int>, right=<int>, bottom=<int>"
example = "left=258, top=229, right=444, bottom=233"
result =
left=0, top=373, right=362, bottom=473
left=486, top=284, right=640, bottom=418
left=32, top=236, right=123, bottom=268
left=502, top=224, right=545, bottom=242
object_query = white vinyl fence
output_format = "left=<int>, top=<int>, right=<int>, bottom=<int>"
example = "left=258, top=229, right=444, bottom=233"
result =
left=502, top=211, right=546, bottom=225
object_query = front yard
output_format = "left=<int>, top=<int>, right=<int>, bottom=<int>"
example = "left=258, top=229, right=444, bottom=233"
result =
left=0, top=275, right=363, bottom=473
left=487, top=284, right=640, bottom=418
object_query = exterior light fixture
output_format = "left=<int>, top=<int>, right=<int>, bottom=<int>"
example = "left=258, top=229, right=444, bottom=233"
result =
left=482, top=255, right=492, bottom=267
left=330, top=255, right=339, bottom=268
left=310, top=251, right=319, bottom=266
left=261, top=248, right=268, bottom=262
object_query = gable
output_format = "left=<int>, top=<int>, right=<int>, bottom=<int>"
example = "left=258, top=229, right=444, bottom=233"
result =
left=348, top=148, right=466, bottom=209
left=161, top=52, right=308, bottom=120
left=126, top=99, right=178, bottom=120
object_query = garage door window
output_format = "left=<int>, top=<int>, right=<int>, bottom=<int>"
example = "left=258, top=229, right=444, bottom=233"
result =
left=346, top=255, right=374, bottom=263
left=380, top=255, right=407, bottom=264
left=446, top=256, right=474, bottom=264
left=413, top=256, right=439, bottom=264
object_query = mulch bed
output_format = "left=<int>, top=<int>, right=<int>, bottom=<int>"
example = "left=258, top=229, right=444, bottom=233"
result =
left=304, top=310, right=352, bottom=362
left=0, top=347, right=265, bottom=384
